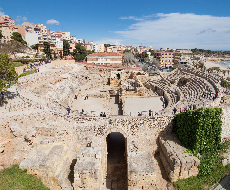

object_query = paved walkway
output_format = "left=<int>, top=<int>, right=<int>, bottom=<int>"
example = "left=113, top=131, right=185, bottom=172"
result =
left=214, top=173, right=230, bottom=190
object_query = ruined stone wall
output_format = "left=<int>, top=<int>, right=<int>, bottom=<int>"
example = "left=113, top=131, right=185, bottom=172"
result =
left=52, top=60, right=75, bottom=67
left=158, top=135, right=200, bottom=182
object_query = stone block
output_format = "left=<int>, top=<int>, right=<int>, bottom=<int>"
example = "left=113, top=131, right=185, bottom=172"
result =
left=158, top=135, right=200, bottom=182
left=10, top=123, right=22, bottom=137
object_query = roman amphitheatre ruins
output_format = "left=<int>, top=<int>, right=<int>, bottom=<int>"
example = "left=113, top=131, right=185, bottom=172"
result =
left=0, top=60, right=230, bottom=189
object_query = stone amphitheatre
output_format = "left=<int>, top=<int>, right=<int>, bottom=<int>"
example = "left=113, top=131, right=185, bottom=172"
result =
left=0, top=60, right=230, bottom=190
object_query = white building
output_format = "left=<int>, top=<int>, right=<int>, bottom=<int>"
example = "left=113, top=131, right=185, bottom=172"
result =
left=26, top=33, right=39, bottom=47
left=56, top=38, right=63, bottom=49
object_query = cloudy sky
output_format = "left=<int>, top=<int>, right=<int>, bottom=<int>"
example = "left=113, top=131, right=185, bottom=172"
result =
left=1, top=0, right=230, bottom=50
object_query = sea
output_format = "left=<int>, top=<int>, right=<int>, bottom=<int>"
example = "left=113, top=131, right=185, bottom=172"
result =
left=219, top=61, right=230, bottom=68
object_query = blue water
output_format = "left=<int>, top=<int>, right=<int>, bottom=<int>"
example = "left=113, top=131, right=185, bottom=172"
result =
left=219, top=61, right=230, bottom=68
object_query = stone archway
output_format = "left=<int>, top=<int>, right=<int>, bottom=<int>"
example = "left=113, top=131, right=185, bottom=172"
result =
left=105, top=132, right=128, bottom=189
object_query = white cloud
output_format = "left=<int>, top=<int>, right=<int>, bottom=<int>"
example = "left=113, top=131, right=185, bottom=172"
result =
left=0, top=11, right=4, bottom=16
left=16, top=16, right=22, bottom=22
left=120, top=16, right=143, bottom=21
left=16, top=16, right=27, bottom=22
left=97, top=38, right=123, bottom=45
left=115, top=13, right=230, bottom=50
left=46, top=19, right=60, bottom=25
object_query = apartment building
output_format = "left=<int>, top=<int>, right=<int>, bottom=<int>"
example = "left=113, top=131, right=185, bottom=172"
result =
left=62, top=32, right=70, bottom=41
left=0, top=15, right=15, bottom=28
left=76, top=39, right=83, bottom=44
left=93, top=43, right=104, bottom=52
left=1, top=26, right=14, bottom=43
left=87, top=52, right=123, bottom=67
left=106, top=45, right=125, bottom=53
left=56, top=38, right=63, bottom=54
left=85, top=43, right=94, bottom=51
left=154, top=51, right=179, bottom=68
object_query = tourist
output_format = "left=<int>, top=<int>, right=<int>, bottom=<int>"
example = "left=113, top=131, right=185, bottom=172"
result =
left=82, top=109, right=84, bottom=114
left=75, top=95, right=77, bottom=100
left=193, top=103, right=196, bottom=110
left=1, top=91, right=4, bottom=100
left=189, top=104, right=192, bottom=110
left=173, top=107, right=177, bottom=114
left=149, top=109, right=152, bottom=116
left=38, top=68, right=39, bottom=72
left=100, top=112, right=103, bottom=117
left=67, top=106, right=71, bottom=115
left=103, top=112, right=106, bottom=117
left=180, top=108, right=182, bottom=113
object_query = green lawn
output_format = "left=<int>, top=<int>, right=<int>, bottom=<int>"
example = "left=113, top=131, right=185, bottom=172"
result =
left=12, top=62, right=25, bottom=68
left=18, top=69, right=37, bottom=78
left=0, top=165, right=49, bottom=190
left=174, top=164, right=230, bottom=190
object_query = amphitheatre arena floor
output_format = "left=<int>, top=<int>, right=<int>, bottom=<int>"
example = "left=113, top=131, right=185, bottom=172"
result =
left=123, top=97, right=163, bottom=116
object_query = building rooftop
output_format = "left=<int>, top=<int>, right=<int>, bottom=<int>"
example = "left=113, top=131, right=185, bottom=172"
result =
left=87, top=52, right=123, bottom=57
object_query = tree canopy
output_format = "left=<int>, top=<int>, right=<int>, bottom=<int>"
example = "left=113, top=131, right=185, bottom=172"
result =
left=43, top=42, right=51, bottom=59
left=63, top=39, right=70, bottom=56
left=0, top=54, right=18, bottom=92
left=123, top=52, right=138, bottom=67
left=72, top=43, right=87, bottom=61
left=0, top=40, right=27, bottom=58
left=30, top=44, right=38, bottom=50
left=0, top=31, right=3, bottom=40
left=11, top=32, right=27, bottom=45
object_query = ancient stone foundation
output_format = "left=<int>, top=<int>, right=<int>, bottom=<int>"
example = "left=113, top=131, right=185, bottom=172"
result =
left=158, top=135, right=200, bottom=182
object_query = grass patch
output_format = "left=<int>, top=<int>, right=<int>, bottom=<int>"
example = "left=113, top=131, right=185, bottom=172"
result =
left=12, top=62, right=25, bottom=68
left=0, top=165, right=49, bottom=190
left=18, top=68, right=37, bottom=78
left=174, top=164, right=230, bottom=190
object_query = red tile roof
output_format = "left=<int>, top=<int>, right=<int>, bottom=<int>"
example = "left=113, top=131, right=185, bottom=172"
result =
left=87, top=52, right=123, bottom=57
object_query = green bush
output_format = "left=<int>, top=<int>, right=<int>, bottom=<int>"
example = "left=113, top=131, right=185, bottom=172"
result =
left=12, top=59, right=22, bottom=62
left=172, top=108, right=222, bottom=155
left=12, top=62, right=24, bottom=68
left=0, top=165, right=49, bottom=190
left=220, top=78, right=230, bottom=89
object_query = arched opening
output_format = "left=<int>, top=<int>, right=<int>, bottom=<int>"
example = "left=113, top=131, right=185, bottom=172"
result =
left=105, top=132, right=128, bottom=189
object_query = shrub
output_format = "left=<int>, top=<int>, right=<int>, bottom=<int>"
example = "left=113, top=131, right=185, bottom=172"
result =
left=220, top=78, right=230, bottom=89
left=172, top=108, right=222, bottom=155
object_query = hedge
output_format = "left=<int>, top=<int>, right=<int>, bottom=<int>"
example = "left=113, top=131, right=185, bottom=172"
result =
left=220, top=78, right=230, bottom=89
left=172, top=108, right=222, bottom=155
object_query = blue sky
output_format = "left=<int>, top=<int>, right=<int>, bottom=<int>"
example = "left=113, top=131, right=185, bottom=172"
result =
left=1, top=0, right=230, bottom=50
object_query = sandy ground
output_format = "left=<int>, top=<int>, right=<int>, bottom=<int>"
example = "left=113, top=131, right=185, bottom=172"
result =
left=124, top=97, right=163, bottom=116
left=204, top=61, right=229, bottom=70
